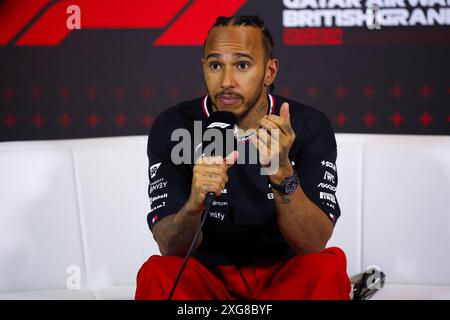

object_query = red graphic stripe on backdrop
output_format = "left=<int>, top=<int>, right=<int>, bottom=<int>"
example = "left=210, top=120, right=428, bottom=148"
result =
left=154, top=0, right=247, bottom=46
left=15, top=0, right=189, bottom=46
left=283, top=28, right=343, bottom=46
left=0, top=0, right=51, bottom=45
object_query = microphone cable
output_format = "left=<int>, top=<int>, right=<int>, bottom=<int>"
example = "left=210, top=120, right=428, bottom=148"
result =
left=167, top=193, right=214, bottom=300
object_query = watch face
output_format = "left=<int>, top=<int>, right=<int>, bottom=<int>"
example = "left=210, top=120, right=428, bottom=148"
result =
left=285, top=175, right=299, bottom=194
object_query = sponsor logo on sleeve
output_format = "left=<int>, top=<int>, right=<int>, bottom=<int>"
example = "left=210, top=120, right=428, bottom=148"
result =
left=150, top=193, right=168, bottom=205
left=149, top=178, right=168, bottom=194
left=320, top=191, right=337, bottom=204
left=321, top=160, right=336, bottom=171
left=329, top=213, right=337, bottom=222
left=149, top=201, right=166, bottom=213
left=149, top=162, right=161, bottom=178
left=323, top=201, right=336, bottom=209
left=323, top=171, right=336, bottom=184
left=318, top=182, right=337, bottom=192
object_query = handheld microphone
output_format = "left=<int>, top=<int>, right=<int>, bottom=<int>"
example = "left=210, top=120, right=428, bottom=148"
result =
left=168, top=111, right=237, bottom=300
left=201, top=111, right=238, bottom=205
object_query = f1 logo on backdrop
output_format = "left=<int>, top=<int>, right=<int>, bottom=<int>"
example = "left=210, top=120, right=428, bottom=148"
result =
left=0, top=0, right=246, bottom=46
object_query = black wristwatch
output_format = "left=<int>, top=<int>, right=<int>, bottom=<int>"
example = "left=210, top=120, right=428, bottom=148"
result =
left=270, top=172, right=299, bottom=195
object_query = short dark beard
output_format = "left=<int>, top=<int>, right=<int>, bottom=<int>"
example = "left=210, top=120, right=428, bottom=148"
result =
left=236, top=75, right=266, bottom=125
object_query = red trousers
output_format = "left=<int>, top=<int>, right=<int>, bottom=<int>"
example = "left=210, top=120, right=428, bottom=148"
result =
left=135, top=247, right=351, bottom=300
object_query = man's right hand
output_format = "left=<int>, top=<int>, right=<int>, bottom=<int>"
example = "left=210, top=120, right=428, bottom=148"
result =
left=184, top=151, right=239, bottom=215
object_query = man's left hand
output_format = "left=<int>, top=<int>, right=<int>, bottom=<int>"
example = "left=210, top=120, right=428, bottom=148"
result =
left=252, top=102, right=295, bottom=183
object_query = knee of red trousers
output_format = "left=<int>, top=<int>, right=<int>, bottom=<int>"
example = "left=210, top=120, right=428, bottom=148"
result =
left=135, top=255, right=182, bottom=300
left=320, top=247, right=348, bottom=271
left=314, top=246, right=351, bottom=299
left=288, top=246, right=351, bottom=299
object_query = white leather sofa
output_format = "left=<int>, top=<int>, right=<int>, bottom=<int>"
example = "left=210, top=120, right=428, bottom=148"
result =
left=0, top=134, right=449, bottom=300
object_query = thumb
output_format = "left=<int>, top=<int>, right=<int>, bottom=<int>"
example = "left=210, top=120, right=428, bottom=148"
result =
left=280, top=102, right=290, bottom=120
left=224, top=150, right=239, bottom=168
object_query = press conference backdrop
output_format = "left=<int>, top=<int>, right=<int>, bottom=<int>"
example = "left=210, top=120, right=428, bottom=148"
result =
left=0, top=0, right=449, bottom=142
